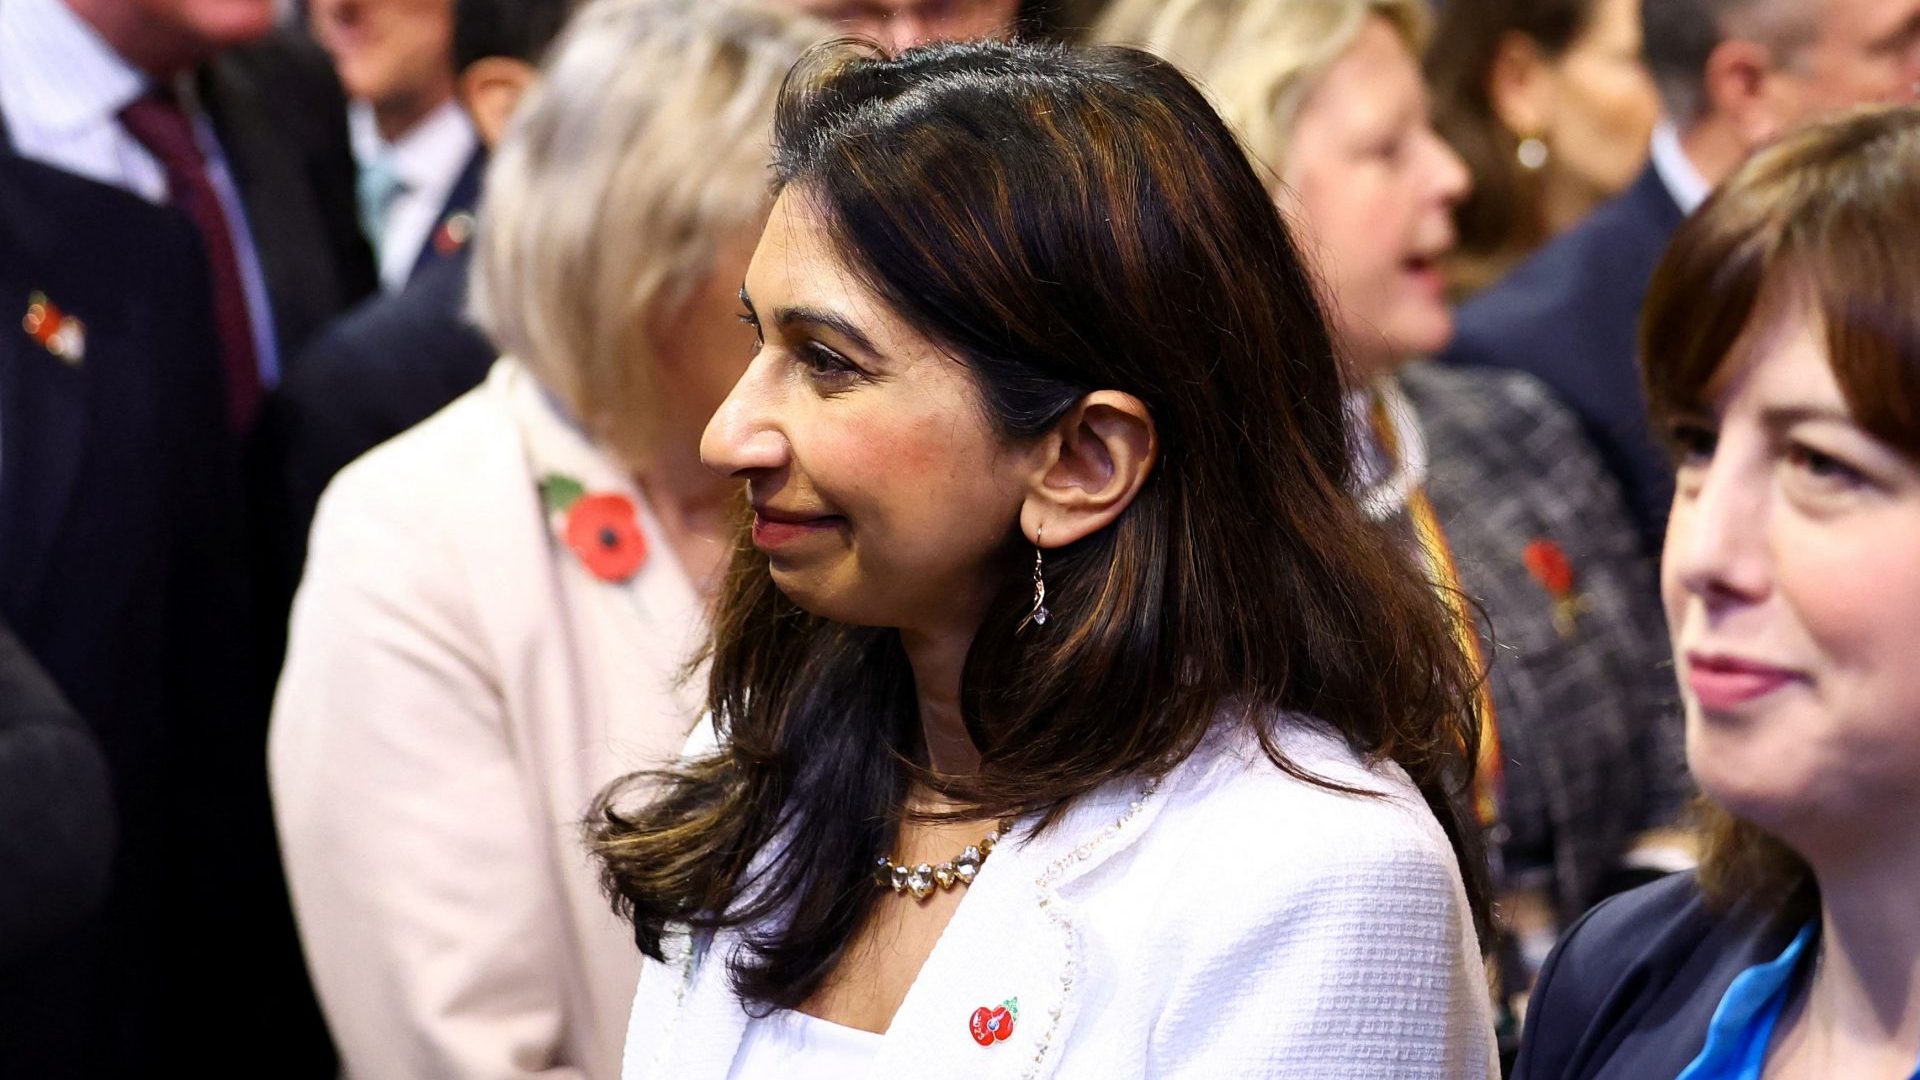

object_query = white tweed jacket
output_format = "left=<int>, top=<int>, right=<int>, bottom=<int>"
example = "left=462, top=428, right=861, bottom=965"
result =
left=621, top=719, right=1497, bottom=1079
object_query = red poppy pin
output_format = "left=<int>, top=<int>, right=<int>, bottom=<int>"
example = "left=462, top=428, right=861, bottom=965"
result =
left=22, top=291, right=85, bottom=365
left=1522, top=538, right=1586, bottom=640
left=969, top=997, right=1018, bottom=1046
left=433, top=211, right=475, bottom=257
left=541, top=473, right=648, bottom=583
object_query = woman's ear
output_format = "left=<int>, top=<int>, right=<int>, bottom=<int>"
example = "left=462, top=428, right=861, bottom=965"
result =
left=1488, top=30, right=1552, bottom=139
left=1018, top=391, right=1157, bottom=547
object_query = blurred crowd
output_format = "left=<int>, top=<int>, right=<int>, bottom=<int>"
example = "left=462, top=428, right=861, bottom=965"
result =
left=1, top=0, right=1916, bottom=1077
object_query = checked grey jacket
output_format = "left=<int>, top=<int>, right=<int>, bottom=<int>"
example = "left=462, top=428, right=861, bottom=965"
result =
left=1397, top=361, right=1689, bottom=920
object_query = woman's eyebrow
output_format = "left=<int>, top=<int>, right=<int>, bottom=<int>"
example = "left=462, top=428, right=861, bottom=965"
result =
left=771, top=304, right=881, bottom=357
left=1758, top=403, right=1857, bottom=433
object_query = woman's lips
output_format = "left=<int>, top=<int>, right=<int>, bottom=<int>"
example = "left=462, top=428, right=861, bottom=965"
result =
left=750, top=511, right=841, bottom=549
left=1406, top=255, right=1447, bottom=289
left=1684, top=653, right=1801, bottom=711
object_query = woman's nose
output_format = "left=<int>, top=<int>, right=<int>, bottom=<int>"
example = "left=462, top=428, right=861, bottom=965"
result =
left=1665, top=442, right=1772, bottom=608
left=700, top=357, right=789, bottom=479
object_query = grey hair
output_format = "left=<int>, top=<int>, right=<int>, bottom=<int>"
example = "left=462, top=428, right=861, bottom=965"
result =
left=1091, top=0, right=1429, bottom=175
left=469, top=0, right=825, bottom=458
left=1643, top=0, right=1820, bottom=126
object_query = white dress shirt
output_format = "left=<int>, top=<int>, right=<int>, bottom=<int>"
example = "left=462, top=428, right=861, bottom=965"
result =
left=726, top=1011, right=882, bottom=1080
left=1649, top=119, right=1712, bottom=217
left=349, top=97, right=477, bottom=290
left=0, top=0, right=282, bottom=384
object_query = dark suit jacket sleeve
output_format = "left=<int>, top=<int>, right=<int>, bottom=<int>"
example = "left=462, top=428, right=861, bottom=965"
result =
left=1513, top=873, right=1743, bottom=1080
left=0, top=622, right=115, bottom=965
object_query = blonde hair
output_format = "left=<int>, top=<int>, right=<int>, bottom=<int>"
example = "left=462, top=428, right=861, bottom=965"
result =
left=1092, top=0, right=1428, bottom=172
left=470, top=0, right=824, bottom=459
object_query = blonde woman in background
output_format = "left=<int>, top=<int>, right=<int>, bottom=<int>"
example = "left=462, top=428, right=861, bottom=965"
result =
left=1096, top=0, right=1688, bottom=1049
left=268, top=3, right=825, bottom=1077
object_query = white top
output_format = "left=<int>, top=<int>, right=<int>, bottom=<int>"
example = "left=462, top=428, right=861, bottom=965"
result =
left=1650, top=119, right=1711, bottom=216
left=0, top=0, right=281, bottom=382
left=349, top=97, right=477, bottom=290
left=272, top=357, right=706, bottom=1080
left=726, top=1011, right=883, bottom=1080
left=622, top=718, right=1497, bottom=1080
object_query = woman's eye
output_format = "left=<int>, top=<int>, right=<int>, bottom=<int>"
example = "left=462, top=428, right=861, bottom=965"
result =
left=796, top=342, right=859, bottom=379
left=1785, top=441, right=1869, bottom=488
left=1668, top=420, right=1717, bottom=463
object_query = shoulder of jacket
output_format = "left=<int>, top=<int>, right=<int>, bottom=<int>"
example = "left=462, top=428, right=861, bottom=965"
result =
left=313, top=373, right=523, bottom=537
left=1146, top=721, right=1458, bottom=895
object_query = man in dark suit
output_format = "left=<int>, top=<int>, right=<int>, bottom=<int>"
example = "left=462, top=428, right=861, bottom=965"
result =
left=262, top=0, right=575, bottom=605
left=0, top=0, right=376, bottom=431
left=309, top=0, right=489, bottom=292
left=0, top=147, right=260, bottom=1076
left=1439, top=0, right=1920, bottom=553
left=0, top=618, right=115, bottom=972
left=0, top=2, right=373, bottom=1072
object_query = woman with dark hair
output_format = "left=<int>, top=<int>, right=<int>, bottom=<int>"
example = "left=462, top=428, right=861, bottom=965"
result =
left=594, top=38, right=1497, bottom=1078
left=1426, top=0, right=1659, bottom=298
left=1095, top=0, right=1687, bottom=1041
left=1515, top=105, right=1920, bottom=1079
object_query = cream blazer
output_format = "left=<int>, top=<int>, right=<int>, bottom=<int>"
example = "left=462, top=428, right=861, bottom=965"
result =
left=271, top=358, right=706, bottom=1080
left=624, top=720, right=1498, bottom=1080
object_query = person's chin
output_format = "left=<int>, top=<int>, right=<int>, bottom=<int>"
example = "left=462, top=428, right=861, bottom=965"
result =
left=194, top=11, right=278, bottom=49
left=1690, top=734, right=1821, bottom=832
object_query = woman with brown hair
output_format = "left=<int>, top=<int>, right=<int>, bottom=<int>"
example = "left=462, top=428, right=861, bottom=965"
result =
left=1094, top=0, right=1687, bottom=1040
left=1426, top=0, right=1659, bottom=298
left=594, top=38, right=1496, bottom=1078
left=1515, top=105, right=1920, bottom=1079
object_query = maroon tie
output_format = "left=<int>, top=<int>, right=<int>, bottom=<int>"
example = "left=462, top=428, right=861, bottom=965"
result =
left=119, top=88, right=262, bottom=431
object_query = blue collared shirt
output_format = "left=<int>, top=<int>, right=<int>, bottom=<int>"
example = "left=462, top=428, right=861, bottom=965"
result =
left=1679, top=923, right=1920, bottom=1080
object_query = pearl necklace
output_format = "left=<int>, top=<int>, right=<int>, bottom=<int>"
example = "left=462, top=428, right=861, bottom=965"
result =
left=873, top=821, right=1010, bottom=902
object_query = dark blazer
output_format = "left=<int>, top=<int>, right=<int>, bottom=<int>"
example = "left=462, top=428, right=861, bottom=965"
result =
left=0, top=619, right=114, bottom=967
left=257, top=242, right=497, bottom=645
left=1513, top=872, right=1804, bottom=1080
left=199, top=31, right=379, bottom=365
left=404, top=146, right=486, bottom=285
left=1399, top=363, right=1687, bottom=918
left=1438, top=165, right=1686, bottom=555
left=0, top=149, right=258, bottom=1077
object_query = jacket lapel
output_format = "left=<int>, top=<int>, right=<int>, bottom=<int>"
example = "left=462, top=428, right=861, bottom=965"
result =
left=0, top=281, right=89, bottom=616
left=627, top=929, right=753, bottom=1080
left=625, top=734, right=1185, bottom=1079
left=869, top=772, right=1169, bottom=1080
left=496, top=356, right=708, bottom=752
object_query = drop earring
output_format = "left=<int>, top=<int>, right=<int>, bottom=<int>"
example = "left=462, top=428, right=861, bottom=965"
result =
left=1019, top=534, right=1050, bottom=631
left=1516, top=134, right=1549, bottom=172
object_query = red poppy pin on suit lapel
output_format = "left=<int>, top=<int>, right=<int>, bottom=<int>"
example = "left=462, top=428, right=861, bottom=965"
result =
left=969, top=997, right=1018, bottom=1046
left=23, top=291, right=84, bottom=365
left=433, top=211, right=475, bottom=257
left=540, top=473, right=648, bottom=582
left=1523, top=539, right=1587, bottom=639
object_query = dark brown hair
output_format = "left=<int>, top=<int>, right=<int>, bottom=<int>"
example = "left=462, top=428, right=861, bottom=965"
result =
left=1426, top=0, right=1603, bottom=295
left=593, top=38, right=1492, bottom=1009
left=1643, top=104, right=1920, bottom=917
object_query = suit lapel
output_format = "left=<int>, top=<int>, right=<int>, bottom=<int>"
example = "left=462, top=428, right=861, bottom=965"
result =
left=0, top=282, right=89, bottom=615
left=868, top=774, right=1167, bottom=1080
left=407, top=148, right=486, bottom=283
left=630, top=771, right=1170, bottom=1080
